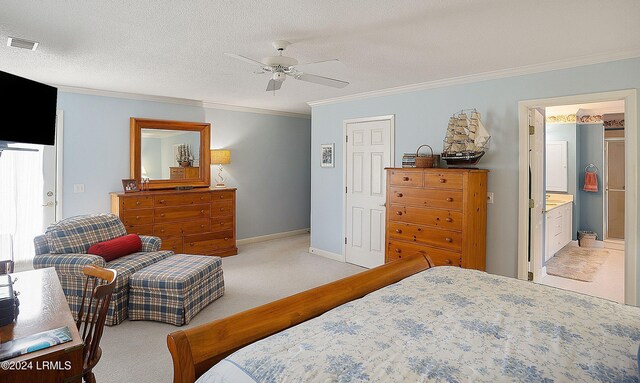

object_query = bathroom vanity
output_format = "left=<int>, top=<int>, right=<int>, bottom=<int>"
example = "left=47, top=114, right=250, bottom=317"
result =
left=545, top=194, right=573, bottom=262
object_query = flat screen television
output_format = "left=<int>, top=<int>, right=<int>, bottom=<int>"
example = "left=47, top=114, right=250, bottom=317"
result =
left=0, top=70, right=58, bottom=146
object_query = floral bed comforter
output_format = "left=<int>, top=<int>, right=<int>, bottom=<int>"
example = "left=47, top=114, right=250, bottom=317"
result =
left=197, top=266, right=640, bottom=382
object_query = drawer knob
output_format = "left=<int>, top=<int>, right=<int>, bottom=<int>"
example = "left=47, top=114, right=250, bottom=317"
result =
left=402, top=177, right=410, bottom=181
left=446, top=197, right=453, bottom=202
left=160, top=229, right=165, bottom=233
left=136, top=216, right=140, bottom=219
left=220, top=195, right=224, bottom=199
left=445, top=259, right=452, bottom=264
left=200, top=210, right=205, bottom=214
left=220, top=208, right=224, bottom=211
left=394, top=248, right=401, bottom=253
left=189, top=243, right=194, bottom=246
left=160, top=213, right=165, bottom=217
left=439, top=178, right=446, bottom=183
left=200, top=224, right=205, bottom=228
left=395, top=229, right=402, bottom=234
left=396, top=211, right=403, bottom=216
left=224, top=237, right=229, bottom=241
left=445, top=217, right=453, bottom=222
left=220, top=222, right=224, bottom=225
left=445, top=237, right=453, bottom=243
left=136, top=201, right=141, bottom=206
left=159, top=199, right=165, bottom=204
left=396, top=193, right=403, bottom=197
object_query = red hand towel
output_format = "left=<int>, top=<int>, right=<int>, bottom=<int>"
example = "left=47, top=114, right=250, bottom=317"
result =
left=583, top=172, right=598, bottom=192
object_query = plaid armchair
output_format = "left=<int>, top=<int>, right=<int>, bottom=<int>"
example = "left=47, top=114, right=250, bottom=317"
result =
left=33, top=214, right=173, bottom=325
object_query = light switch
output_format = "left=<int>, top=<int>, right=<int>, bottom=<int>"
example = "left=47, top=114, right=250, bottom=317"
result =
left=487, top=192, right=494, bottom=204
left=73, top=184, right=85, bottom=193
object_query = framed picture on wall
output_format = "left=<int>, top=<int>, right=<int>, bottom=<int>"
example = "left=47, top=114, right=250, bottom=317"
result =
left=321, top=143, right=335, bottom=168
left=122, top=179, right=140, bottom=193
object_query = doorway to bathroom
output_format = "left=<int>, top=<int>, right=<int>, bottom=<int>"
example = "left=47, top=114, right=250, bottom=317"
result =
left=517, top=90, right=638, bottom=305
left=540, top=101, right=625, bottom=302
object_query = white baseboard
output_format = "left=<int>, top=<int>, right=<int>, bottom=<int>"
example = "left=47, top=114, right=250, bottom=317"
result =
left=236, top=228, right=310, bottom=246
left=308, top=247, right=345, bottom=262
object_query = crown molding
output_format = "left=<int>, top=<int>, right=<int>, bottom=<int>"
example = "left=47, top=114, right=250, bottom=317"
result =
left=307, top=49, right=640, bottom=107
left=53, top=85, right=311, bottom=119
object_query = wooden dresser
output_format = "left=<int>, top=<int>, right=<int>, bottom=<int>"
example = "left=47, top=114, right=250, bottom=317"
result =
left=385, top=168, right=487, bottom=270
left=170, top=166, right=200, bottom=180
left=110, top=188, right=237, bottom=257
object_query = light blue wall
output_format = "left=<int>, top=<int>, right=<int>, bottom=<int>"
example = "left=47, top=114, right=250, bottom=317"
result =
left=204, top=108, right=311, bottom=239
left=141, top=137, right=162, bottom=179
left=578, top=123, right=604, bottom=239
left=546, top=123, right=579, bottom=240
left=57, top=92, right=311, bottom=240
left=310, top=57, right=640, bottom=282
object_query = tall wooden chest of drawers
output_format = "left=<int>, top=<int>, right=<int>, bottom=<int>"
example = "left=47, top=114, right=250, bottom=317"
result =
left=110, top=188, right=237, bottom=257
left=385, top=168, right=487, bottom=270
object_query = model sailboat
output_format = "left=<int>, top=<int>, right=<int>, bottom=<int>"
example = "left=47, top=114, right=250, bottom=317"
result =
left=442, top=109, right=491, bottom=166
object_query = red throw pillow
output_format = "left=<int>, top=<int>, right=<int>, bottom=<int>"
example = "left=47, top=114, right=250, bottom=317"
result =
left=87, top=234, right=142, bottom=262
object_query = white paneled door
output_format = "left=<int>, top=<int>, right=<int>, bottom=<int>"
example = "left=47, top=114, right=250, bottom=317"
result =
left=344, top=116, right=394, bottom=268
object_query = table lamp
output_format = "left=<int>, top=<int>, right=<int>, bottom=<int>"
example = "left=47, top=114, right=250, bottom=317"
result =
left=211, top=149, right=231, bottom=188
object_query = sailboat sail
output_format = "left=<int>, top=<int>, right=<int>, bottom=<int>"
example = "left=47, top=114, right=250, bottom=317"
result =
left=442, top=109, right=491, bottom=165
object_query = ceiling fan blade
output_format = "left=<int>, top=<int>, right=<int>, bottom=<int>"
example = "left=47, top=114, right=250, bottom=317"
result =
left=292, top=72, right=349, bottom=88
left=266, top=79, right=282, bottom=92
left=224, top=53, right=265, bottom=67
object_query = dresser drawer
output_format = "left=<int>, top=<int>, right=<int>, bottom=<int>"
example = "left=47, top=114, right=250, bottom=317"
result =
left=389, top=171, right=423, bottom=187
left=389, top=187, right=463, bottom=210
left=122, top=196, right=154, bottom=209
left=170, top=167, right=185, bottom=179
left=121, top=209, right=154, bottom=226
left=160, top=238, right=183, bottom=253
left=388, top=205, right=462, bottom=231
left=387, top=240, right=461, bottom=266
left=125, top=224, right=154, bottom=236
left=155, top=204, right=210, bottom=223
left=211, top=191, right=235, bottom=201
left=389, top=222, right=462, bottom=251
left=424, top=172, right=463, bottom=190
left=184, top=231, right=235, bottom=254
left=210, top=216, right=234, bottom=233
left=154, top=192, right=210, bottom=207
left=211, top=200, right=234, bottom=217
left=154, top=219, right=210, bottom=237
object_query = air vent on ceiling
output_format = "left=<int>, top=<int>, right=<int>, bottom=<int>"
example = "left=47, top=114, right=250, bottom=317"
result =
left=7, top=37, right=39, bottom=51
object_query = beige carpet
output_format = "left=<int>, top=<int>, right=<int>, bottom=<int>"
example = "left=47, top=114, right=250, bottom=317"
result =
left=546, top=245, right=610, bottom=282
left=94, top=234, right=363, bottom=383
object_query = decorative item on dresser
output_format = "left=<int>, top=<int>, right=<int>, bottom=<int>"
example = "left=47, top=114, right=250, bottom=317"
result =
left=110, top=188, right=237, bottom=257
left=385, top=168, right=488, bottom=270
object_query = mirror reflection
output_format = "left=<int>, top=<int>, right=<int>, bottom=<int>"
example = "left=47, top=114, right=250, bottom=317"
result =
left=140, top=129, right=200, bottom=180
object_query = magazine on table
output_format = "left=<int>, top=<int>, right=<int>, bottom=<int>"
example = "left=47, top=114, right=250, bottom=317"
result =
left=0, top=326, right=72, bottom=361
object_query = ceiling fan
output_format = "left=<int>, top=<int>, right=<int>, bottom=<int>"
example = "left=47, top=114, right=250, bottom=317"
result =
left=225, top=41, right=349, bottom=92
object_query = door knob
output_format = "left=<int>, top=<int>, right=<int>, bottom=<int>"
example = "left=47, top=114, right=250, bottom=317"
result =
left=379, top=203, right=386, bottom=207
left=42, top=201, right=55, bottom=207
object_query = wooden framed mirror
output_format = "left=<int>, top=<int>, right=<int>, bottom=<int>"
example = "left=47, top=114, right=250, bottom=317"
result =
left=130, top=118, right=211, bottom=189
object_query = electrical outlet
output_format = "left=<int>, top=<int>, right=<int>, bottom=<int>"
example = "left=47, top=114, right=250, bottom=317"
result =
left=487, top=192, right=494, bottom=204
left=73, top=184, right=85, bottom=193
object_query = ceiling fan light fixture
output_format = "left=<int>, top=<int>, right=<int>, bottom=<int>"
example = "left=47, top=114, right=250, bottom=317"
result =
left=272, top=72, right=286, bottom=82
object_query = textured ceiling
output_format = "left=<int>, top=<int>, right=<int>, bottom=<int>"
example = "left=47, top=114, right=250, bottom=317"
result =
left=1, top=1, right=639, bottom=114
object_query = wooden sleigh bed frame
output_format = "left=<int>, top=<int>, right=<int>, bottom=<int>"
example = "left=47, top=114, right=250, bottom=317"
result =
left=166, top=253, right=434, bottom=383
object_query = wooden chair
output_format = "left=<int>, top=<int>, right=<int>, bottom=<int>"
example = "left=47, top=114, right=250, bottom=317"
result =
left=77, top=265, right=117, bottom=383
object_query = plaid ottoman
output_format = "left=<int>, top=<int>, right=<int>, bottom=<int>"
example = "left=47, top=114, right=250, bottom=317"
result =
left=128, top=254, right=224, bottom=326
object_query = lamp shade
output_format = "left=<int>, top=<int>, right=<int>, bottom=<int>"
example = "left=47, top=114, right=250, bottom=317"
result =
left=211, top=149, right=231, bottom=165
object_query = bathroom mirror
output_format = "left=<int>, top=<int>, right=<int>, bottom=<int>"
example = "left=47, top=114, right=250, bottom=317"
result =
left=130, top=118, right=210, bottom=189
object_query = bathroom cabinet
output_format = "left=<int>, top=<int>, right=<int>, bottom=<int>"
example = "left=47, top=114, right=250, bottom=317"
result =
left=545, top=202, right=573, bottom=262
